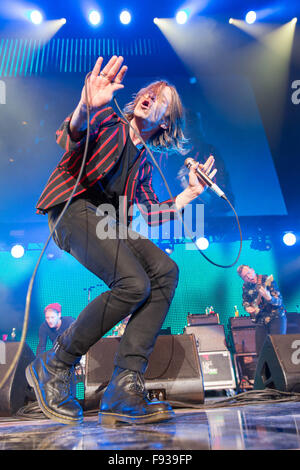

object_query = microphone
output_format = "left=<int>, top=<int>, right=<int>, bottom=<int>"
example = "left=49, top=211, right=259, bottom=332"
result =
left=184, top=157, right=226, bottom=199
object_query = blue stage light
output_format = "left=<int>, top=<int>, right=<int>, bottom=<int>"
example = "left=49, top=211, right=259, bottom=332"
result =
left=176, top=10, right=189, bottom=25
left=245, top=11, right=257, bottom=24
left=196, top=237, right=209, bottom=250
left=11, top=244, right=25, bottom=259
left=88, top=10, right=101, bottom=26
left=120, top=10, right=131, bottom=25
left=29, top=10, right=43, bottom=25
left=283, top=232, right=296, bottom=246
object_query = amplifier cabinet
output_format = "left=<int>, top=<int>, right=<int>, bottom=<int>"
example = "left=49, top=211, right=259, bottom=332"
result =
left=231, top=328, right=256, bottom=354
left=187, top=314, right=219, bottom=326
left=229, top=316, right=253, bottom=329
left=184, top=324, right=228, bottom=352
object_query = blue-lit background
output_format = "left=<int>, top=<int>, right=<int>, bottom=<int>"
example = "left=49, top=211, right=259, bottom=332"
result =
left=0, top=1, right=300, bottom=380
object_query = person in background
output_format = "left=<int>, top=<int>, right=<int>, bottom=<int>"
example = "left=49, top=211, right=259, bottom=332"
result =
left=237, top=265, right=287, bottom=355
left=36, top=303, right=74, bottom=357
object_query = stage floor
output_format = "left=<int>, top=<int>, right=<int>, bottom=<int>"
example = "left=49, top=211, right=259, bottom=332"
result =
left=0, top=400, right=299, bottom=451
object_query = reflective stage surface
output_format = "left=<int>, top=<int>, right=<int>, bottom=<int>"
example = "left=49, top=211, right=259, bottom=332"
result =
left=0, top=401, right=300, bottom=451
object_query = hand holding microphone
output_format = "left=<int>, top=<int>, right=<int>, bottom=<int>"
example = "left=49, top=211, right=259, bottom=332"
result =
left=184, top=155, right=226, bottom=199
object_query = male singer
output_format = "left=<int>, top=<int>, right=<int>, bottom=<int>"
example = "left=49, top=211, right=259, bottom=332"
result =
left=26, top=56, right=217, bottom=425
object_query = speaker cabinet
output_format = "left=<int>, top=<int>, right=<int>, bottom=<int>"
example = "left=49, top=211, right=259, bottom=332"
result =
left=84, top=334, right=204, bottom=409
left=231, top=328, right=256, bottom=354
left=254, top=334, right=300, bottom=393
left=229, top=317, right=256, bottom=354
left=184, top=324, right=227, bottom=352
left=0, top=342, right=35, bottom=416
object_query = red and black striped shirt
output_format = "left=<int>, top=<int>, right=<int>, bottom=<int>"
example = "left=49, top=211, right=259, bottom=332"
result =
left=36, top=106, right=178, bottom=226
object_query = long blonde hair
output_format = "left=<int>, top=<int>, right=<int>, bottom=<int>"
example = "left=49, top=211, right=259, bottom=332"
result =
left=123, top=80, right=188, bottom=153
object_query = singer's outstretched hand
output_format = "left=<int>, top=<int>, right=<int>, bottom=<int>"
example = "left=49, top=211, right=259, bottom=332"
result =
left=80, top=56, right=128, bottom=111
left=188, top=155, right=217, bottom=196
left=69, top=56, right=128, bottom=138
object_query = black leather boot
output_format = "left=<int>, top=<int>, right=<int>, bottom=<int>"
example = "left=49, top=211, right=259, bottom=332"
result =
left=98, top=367, right=174, bottom=426
left=25, top=351, right=83, bottom=425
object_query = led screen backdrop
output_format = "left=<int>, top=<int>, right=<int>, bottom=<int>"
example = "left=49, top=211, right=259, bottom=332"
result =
left=0, top=60, right=294, bottom=373
left=0, top=72, right=287, bottom=226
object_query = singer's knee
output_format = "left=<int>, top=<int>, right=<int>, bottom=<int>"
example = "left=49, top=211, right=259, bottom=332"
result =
left=114, top=273, right=151, bottom=306
left=156, top=256, right=179, bottom=287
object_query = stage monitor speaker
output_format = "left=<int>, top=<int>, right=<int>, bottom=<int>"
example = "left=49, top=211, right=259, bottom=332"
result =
left=184, top=324, right=227, bottom=352
left=254, top=334, right=300, bottom=393
left=0, top=342, right=35, bottom=416
left=84, top=334, right=204, bottom=409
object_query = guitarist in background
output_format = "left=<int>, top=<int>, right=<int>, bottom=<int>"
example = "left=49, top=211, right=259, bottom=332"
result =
left=237, top=265, right=287, bottom=355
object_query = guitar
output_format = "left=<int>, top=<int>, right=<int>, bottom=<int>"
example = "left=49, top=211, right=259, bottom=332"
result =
left=247, top=274, right=273, bottom=319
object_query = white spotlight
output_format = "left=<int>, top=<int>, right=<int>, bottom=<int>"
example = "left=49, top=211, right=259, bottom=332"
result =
left=29, top=10, right=43, bottom=25
left=120, top=10, right=131, bottom=25
left=283, top=232, right=296, bottom=246
left=176, top=10, right=188, bottom=25
left=245, top=10, right=257, bottom=24
left=196, top=237, right=209, bottom=250
left=11, top=244, right=25, bottom=259
left=88, top=10, right=101, bottom=26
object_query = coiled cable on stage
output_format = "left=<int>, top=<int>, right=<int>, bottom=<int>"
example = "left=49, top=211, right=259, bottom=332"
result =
left=14, top=388, right=300, bottom=420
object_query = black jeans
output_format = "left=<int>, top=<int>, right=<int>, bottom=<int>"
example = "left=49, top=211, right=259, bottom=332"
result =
left=255, top=315, right=287, bottom=356
left=48, top=197, right=179, bottom=374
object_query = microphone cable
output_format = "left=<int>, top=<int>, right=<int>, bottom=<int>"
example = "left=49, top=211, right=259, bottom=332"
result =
left=113, top=96, right=243, bottom=269
left=0, top=72, right=93, bottom=390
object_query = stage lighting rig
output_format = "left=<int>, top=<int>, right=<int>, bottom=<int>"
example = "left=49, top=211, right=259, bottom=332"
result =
left=29, top=9, right=43, bottom=25
left=11, top=244, right=25, bottom=259
left=196, top=237, right=209, bottom=251
left=283, top=232, right=296, bottom=246
left=250, top=230, right=271, bottom=251
left=88, top=10, right=101, bottom=26
left=245, top=11, right=257, bottom=24
left=120, top=10, right=131, bottom=25
left=176, top=10, right=189, bottom=25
